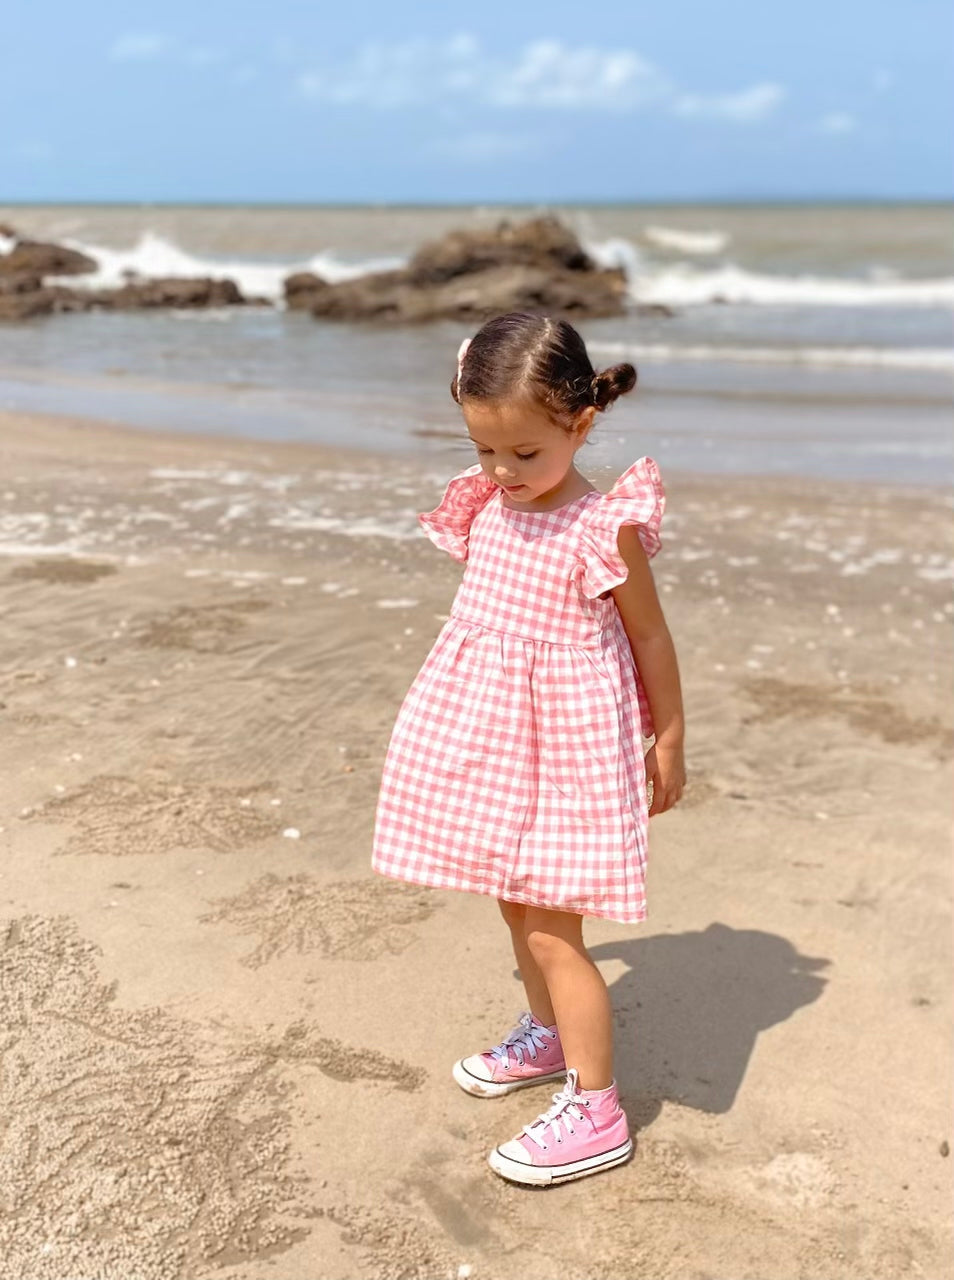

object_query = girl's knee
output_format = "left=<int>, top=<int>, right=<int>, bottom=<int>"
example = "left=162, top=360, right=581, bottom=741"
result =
left=524, top=928, right=561, bottom=968
left=523, top=909, right=584, bottom=966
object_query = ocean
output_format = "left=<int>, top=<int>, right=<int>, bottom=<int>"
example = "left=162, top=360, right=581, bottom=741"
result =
left=1, top=202, right=951, bottom=484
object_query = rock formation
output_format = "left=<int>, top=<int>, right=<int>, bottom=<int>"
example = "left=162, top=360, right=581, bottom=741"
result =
left=0, top=236, right=97, bottom=279
left=0, top=227, right=253, bottom=321
left=1, top=215, right=663, bottom=324
left=283, top=216, right=638, bottom=322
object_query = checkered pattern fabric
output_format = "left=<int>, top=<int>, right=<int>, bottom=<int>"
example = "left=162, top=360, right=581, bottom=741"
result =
left=371, top=457, right=665, bottom=923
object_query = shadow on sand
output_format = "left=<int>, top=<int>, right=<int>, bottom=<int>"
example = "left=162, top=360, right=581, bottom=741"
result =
left=521, top=922, right=830, bottom=1129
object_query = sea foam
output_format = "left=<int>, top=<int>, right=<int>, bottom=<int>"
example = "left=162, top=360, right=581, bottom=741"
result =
left=10, top=225, right=953, bottom=311
left=582, top=232, right=954, bottom=307
left=43, top=232, right=404, bottom=302
left=589, top=340, right=954, bottom=372
left=644, top=225, right=729, bottom=254
left=618, top=258, right=954, bottom=308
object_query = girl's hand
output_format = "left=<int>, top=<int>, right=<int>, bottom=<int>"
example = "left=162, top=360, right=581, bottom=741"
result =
left=645, top=743, right=686, bottom=817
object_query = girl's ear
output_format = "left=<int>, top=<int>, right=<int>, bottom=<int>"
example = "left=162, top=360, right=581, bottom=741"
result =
left=574, top=406, right=597, bottom=442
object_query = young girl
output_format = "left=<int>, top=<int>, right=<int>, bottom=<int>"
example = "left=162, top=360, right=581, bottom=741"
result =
left=371, top=311, right=685, bottom=1186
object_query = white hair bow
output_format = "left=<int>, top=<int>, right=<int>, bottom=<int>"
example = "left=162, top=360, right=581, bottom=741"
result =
left=456, top=337, right=471, bottom=388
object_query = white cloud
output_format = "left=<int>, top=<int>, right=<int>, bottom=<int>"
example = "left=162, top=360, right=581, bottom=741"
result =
left=295, top=38, right=787, bottom=125
left=487, top=41, right=668, bottom=109
left=817, top=112, right=857, bottom=134
left=297, top=40, right=432, bottom=108
left=103, top=30, right=788, bottom=131
left=183, top=47, right=227, bottom=68
left=673, top=81, right=785, bottom=122
left=109, top=34, right=239, bottom=75
left=297, top=71, right=324, bottom=98
left=296, top=35, right=670, bottom=112
left=109, top=32, right=168, bottom=62
left=447, top=33, right=480, bottom=61
left=427, top=131, right=537, bottom=163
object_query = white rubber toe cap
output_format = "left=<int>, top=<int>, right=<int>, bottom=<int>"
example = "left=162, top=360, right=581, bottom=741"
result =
left=459, top=1054, right=493, bottom=1082
left=495, top=1139, right=532, bottom=1164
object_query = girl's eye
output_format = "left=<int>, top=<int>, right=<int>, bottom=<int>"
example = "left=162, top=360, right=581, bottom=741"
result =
left=474, top=447, right=537, bottom=460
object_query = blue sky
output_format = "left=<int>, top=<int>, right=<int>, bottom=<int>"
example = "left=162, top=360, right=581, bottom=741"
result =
left=4, top=0, right=952, bottom=202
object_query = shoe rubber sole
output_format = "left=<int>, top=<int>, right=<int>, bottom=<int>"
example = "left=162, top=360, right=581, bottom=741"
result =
left=487, top=1137, right=634, bottom=1186
left=451, top=1058, right=567, bottom=1098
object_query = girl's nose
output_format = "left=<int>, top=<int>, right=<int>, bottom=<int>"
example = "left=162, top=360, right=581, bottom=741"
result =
left=495, top=465, right=515, bottom=479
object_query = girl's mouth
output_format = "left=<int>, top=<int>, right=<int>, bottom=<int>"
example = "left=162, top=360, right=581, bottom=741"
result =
left=502, top=483, right=526, bottom=493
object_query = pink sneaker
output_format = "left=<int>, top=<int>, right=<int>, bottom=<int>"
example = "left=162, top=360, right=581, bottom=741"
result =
left=452, top=1012, right=567, bottom=1098
left=487, top=1068, right=633, bottom=1186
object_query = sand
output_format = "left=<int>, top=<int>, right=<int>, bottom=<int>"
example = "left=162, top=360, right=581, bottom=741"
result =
left=0, top=408, right=951, bottom=1280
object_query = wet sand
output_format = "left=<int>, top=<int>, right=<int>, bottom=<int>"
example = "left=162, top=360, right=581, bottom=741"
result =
left=0, top=409, right=951, bottom=1279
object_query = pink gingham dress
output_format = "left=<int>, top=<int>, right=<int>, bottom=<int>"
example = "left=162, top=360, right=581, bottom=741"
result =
left=371, top=457, right=665, bottom=923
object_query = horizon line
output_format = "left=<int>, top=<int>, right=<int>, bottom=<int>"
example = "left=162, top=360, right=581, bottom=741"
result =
left=2, top=196, right=952, bottom=209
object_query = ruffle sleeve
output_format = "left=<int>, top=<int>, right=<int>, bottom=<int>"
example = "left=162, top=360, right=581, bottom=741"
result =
left=417, top=463, right=498, bottom=563
left=575, top=456, right=665, bottom=600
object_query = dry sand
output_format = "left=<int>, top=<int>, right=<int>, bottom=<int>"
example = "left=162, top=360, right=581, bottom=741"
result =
left=0, top=409, right=951, bottom=1280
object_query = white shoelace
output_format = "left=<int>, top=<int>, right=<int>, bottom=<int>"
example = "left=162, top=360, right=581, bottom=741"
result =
left=489, top=1012, right=555, bottom=1067
left=521, top=1068, right=591, bottom=1150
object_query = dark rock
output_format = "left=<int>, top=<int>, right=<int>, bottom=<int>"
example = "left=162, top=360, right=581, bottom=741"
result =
left=0, top=237, right=97, bottom=277
left=89, top=277, right=246, bottom=309
left=0, top=272, right=44, bottom=296
left=308, top=263, right=627, bottom=324
left=284, top=271, right=333, bottom=311
left=0, top=276, right=251, bottom=320
left=290, top=217, right=629, bottom=324
left=0, top=289, right=56, bottom=320
left=406, top=216, right=595, bottom=284
left=0, top=224, right=253, bottom=318
left=635, top=302, right=676, bottom=319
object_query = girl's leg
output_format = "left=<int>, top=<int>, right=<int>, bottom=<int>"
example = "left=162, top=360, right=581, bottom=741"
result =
left=522, top=906, right=613, bottom=1091
left=496, top=899, right=555, bottom=1028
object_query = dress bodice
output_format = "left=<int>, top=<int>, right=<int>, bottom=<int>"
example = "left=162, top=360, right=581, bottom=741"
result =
left=419, top=459, right=665, bottom=649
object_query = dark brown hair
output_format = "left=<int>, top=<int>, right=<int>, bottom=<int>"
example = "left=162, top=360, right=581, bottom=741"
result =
left=451, top=312, right=637, bottom=430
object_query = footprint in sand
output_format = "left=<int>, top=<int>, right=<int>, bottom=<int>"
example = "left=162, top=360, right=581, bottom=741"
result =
left=0, top=914, right=419, bottom=1280
left=200, top=873, right=440, bottom=967
left=742, top=675, right=954, bottom=757
left=741, top=1151, right=839, bottom=1209
left=134, top=598, right=269, bottom=653
left=323, top=1202, right=458, bottom=1279
left=8, top=558, right=118, bottom=585
left=22, top=775, right=283, bottom=857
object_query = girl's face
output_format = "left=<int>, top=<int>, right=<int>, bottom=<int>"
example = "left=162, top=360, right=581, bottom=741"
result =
left=462, top=397, right=595, bottom=506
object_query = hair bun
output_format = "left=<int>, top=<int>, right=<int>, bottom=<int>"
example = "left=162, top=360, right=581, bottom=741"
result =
left=591, top=363, right=637, bottom=410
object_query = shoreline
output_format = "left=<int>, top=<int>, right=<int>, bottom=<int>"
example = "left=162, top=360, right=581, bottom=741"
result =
left=0, top=404, right=948, bottom=509
left=1, top=366, right=951, bottom=488
left=1, top=404, right=951, bottom=1279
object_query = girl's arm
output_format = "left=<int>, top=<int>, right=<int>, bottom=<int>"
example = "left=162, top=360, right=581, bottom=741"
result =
left=610, top=524, right=686, bottom=815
